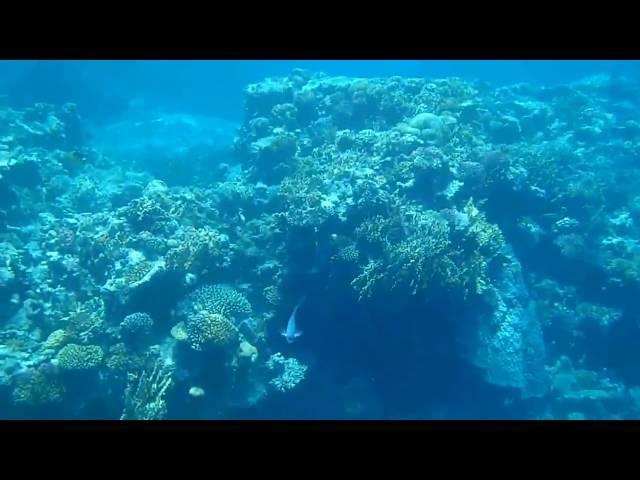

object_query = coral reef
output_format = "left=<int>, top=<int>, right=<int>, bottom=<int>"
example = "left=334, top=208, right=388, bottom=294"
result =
left=11, top=364, right=65, bottom=406
left=3, top=69, right=640, bottom=419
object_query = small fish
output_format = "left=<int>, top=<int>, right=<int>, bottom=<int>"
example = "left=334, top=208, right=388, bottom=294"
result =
left=282, top=298, right=305, bottom=343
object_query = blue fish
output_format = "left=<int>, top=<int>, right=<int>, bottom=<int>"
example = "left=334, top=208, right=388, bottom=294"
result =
left=282, top=298, right=305, bottom=343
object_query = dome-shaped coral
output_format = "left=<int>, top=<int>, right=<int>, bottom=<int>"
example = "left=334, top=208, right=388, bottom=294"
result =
left=42, top=329, right=69, bottom=351
left=120, top=312, right=154, bottom=338
left=56, top=344, right=104, bottom=371
left=184, top=312, right=237, bottom=351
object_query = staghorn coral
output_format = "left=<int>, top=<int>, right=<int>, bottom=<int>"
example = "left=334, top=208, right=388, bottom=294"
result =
left=352, top=207, right=484, bottom=297
left=386, top=208, right=451, bottom=294
left=532, top=276, right=623, bottom=334
left=354, top=215, right=397, bottom=246
left=351, top=259, right=386, bottom=301
left=461, top=199, right=505, bottom=258
left=120, top=359, right=173, bottom=420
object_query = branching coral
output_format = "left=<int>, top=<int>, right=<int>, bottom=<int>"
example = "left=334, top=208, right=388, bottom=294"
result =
left=4, top=68, right=640, bottom=420
left=387, top=209, right=451, bottom=293
left=354, top=215, right=398, bottom=247
left=120, top=359, right=173, bottom=420
left=352, top=208, right=453, bottom=296
left=461, top=199, right=505, bottom=258
left=64, top=298, right=106, bottom=344
left=351, top=259, right=386, bottom=300
left=124, top=196, right=168, bottom=232
left=165, top=226, right=225, bottom=274
left=266, top=353, right=308, bottom=393
left=11, top=365, right=65, bottom=406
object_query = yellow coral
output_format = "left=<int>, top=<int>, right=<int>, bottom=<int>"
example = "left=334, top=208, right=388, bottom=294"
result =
left=43, top=329, right=68, bottom=351
left=124, top=261, right=153, bottom=285
left=57, top=344, right=103, bottom=371
left=185, top=313, right=237, bottom=351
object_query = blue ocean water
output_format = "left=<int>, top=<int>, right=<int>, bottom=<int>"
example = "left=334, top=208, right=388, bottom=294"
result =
left=1, top=60, right=640, bottom=419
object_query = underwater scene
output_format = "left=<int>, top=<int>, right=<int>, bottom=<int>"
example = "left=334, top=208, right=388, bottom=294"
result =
left=2, top=60, right=640, bottom=420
